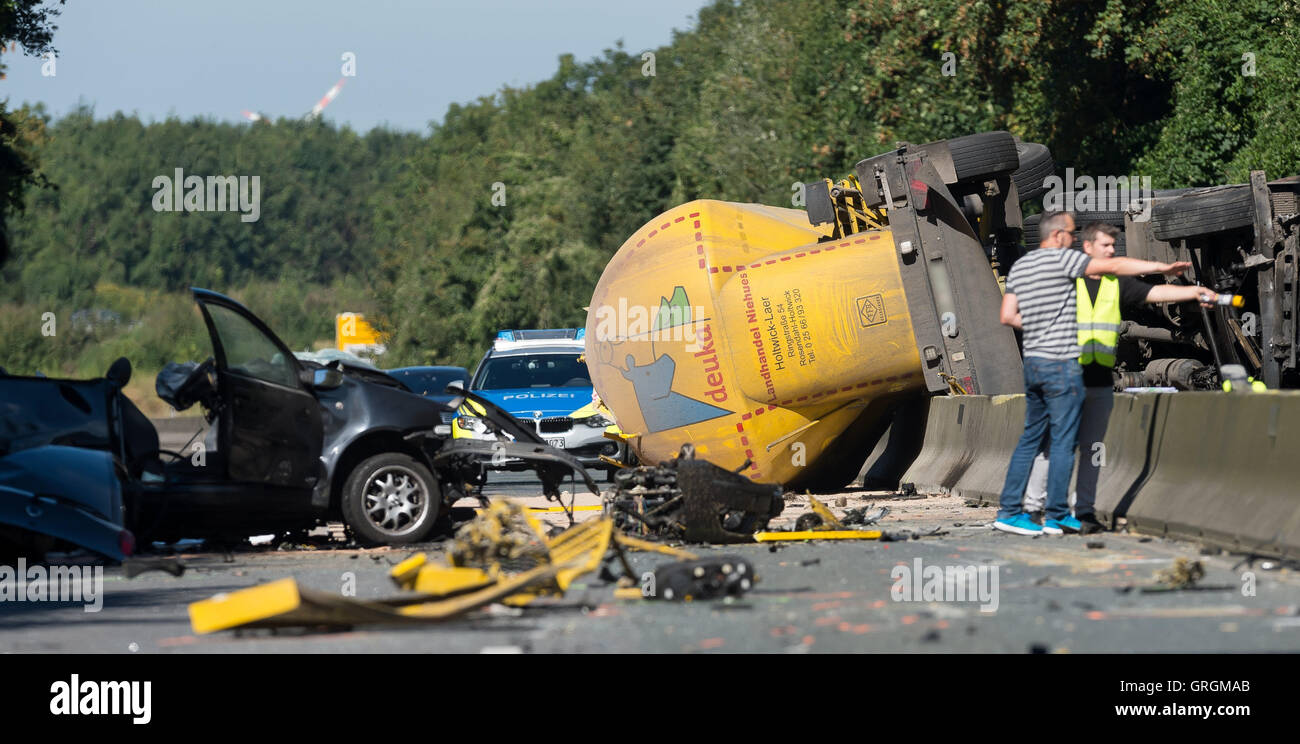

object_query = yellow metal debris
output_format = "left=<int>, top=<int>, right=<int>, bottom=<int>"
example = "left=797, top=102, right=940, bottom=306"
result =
left=189, top=498, right=753, bottom=635
left=805, top=495, right=846, bottom=530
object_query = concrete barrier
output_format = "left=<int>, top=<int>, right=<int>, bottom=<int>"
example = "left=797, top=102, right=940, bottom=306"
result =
left=885, top=389, right=1300, bottom=560
left=1123, top=392, right=1300, bottom=559
left=899, top=395, right=986, bottom=494
left=948, top=395, right=1024, bottom=504
left=1092, top=393, right=1165, bottom=527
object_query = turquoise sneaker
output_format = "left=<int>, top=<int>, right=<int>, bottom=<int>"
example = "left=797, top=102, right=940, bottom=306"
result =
left=993, top=513, right=1042, bottom=536
left=1042, top=515, right=1082, bottom=535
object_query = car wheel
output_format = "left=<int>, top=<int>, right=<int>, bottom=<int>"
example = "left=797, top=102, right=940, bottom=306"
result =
left=1151, top=185, right=1256, bottom=241
left=947, top=131, right=1019, bottom=183
left=342, top=453, right=441, bottom=546
left=1011, top=142, right=1054, bottom=203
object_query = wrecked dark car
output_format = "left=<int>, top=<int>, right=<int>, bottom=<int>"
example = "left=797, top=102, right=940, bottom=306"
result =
left=0, top=288, right=599, bottom=561
left=0, top=371, right=137, bottom=563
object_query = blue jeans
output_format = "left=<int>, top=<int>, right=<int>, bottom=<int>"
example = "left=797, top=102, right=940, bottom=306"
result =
left=997, top=357, right=1085, bottom=521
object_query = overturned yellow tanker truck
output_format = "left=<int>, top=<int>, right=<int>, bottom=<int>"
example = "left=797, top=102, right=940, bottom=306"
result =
left=585, top=132, right=1047, bottom=491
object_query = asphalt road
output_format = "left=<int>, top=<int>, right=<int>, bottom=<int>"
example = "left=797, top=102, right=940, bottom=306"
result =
left=3, top=473, right=1298, bottom=653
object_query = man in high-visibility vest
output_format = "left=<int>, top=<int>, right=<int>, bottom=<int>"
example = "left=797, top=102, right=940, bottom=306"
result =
left=1022, top=222, right=1220, bottom=533
left=996, top=213, right=1191, bottom=538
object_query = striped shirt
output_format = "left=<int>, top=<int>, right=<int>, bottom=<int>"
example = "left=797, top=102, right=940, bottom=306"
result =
left=1006, top=247, right=1093, bottom=360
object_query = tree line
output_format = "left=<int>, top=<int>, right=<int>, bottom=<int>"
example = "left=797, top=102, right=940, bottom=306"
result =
left=2, top=0, right=1298, bottom=386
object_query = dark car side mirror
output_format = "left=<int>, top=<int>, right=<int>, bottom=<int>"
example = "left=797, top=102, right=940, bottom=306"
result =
left=302, top=367, right=344, bottom=389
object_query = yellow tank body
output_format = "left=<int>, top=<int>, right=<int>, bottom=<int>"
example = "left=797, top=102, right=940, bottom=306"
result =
left=584, top=199, right=925, bottom=484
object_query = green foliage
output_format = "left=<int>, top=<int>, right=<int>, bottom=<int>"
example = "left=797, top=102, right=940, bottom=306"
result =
left=3, top=0, right=1299, bottom=380
left=0, top=0, right=64, bottom=262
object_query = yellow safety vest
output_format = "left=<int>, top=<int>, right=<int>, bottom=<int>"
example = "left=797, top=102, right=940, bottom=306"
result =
left=1077, top=276, right=1121, bottom=366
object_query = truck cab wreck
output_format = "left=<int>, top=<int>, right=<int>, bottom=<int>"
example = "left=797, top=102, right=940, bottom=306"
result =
left=585, top=131, right=1035, bottom=492
left=1120, top=175, right=1300, bottom=390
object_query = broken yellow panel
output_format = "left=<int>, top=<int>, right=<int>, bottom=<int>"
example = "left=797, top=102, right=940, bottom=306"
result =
left=409, top=565, right=494, bottom=596
left=389, top=553, right=428, bottom=588
left=189, top=578, right=304, bottom=634
left=805, top=495, right=846, bottom=530
left=584, top=200, right=923, bottom=485
left=189, top=578, right=404, bottom=633
left=547, top=518, right=613, bottom=591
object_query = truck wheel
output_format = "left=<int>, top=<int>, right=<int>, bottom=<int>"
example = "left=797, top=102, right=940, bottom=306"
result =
left=1024, top=212, right=1129, bottom=255
left=1011, top=142, right=1054, bottom=203
left=342, top=453, right=441, bottom=546
left=948, top=131, right=1019, bottom=183
left=1022, top=213, right=1042, bottom=248
left=1073, top=209, right=1127, bottom=226
left=1072, top=209, right=1128, bottom=254
left=1151, top=185, right=1256, bottom=241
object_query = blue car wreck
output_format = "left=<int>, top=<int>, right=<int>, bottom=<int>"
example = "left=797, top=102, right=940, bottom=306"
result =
left=0, top=370, right=138, bottom=563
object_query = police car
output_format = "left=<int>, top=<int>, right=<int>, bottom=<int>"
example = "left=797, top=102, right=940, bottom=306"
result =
left=452, top=329, right=622, bottom=478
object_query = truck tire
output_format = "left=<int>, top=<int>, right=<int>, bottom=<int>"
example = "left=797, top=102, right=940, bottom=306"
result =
left=1022, top=213, right=1042, bottom=248
left=1025, top=211, right=1129, bottom=255
left=342, top=452, right=441, bottom=546
left=1011, top=142, right=1054, bottom=203
left=1151, top=185, right=1256, bottom=241
left=948, top=131, right=1020, bottom=183
left=1072, top=209, right=1128, bottom=255
left=1074, top=209, right=1127, bottom=226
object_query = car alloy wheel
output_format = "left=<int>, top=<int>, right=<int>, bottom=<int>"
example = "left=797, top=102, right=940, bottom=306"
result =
left=362, top=465, right=429, bottom=535
left=342, top=452, right=441, bottom=545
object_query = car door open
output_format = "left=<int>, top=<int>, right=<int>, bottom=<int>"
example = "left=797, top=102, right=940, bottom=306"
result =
left=192, top=289, right=323, bottom=489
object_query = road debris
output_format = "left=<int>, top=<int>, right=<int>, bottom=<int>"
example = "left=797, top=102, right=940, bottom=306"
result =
left=123, top=557, right=185, bottom=579
left=606, top=444, right=783, bottom=543
left=1118, top=558, right=1235, bottom=594
left=844, top=505, right=890, bottom=526
left=188, top=498, right=751, bottom=635
left=1156, top=558, right=1205, bottom=589
left=649, top=556, right=755, bottom=601
left=755, top=530, right=884, bottom=542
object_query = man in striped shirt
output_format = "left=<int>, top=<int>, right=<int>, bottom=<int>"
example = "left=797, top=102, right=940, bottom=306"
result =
left=994, top=211, right=1191, bottom=536
left=1021, top=222, right=1221, bottom=533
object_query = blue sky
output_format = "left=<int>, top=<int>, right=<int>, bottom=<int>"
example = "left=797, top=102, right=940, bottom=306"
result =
left=0, top=0, right=707, bottom=133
